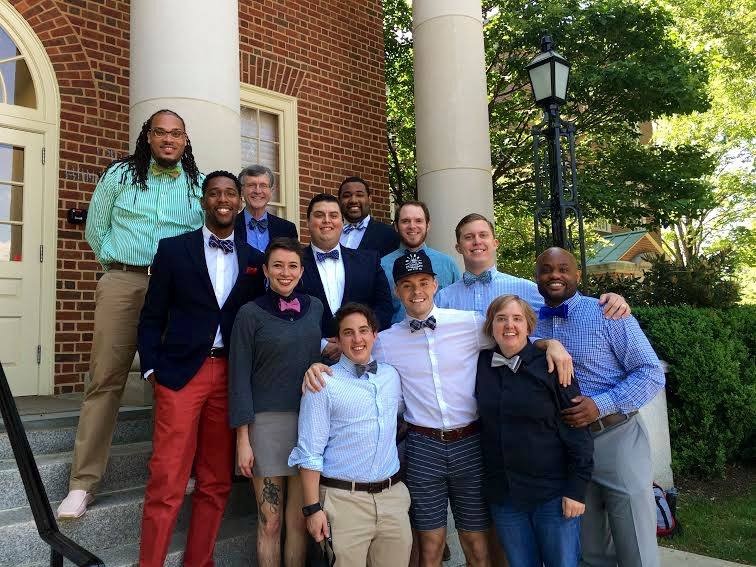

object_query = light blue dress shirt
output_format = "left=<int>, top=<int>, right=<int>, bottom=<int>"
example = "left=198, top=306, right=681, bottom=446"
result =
left=535, top=292, right=665, bottom=418
left=435, top=266, right=545, bottom=315
left=243, top=209, right=270, bottom=252
left=288, top=355, right=403, bottom=482
left=339, top=214, right=370, bottom=249
left=381, top=244, right=462, bottom=323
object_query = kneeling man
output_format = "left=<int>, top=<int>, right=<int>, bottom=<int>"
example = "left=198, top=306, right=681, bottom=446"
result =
left=289, top=303, right=412, bottom=567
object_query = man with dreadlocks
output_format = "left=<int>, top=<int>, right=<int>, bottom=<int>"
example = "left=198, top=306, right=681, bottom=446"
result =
left=57, top=109, right=205, bottom=519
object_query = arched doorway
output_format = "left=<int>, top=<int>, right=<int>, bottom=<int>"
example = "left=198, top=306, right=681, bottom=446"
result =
left=0, top=5, right=59, bottom=396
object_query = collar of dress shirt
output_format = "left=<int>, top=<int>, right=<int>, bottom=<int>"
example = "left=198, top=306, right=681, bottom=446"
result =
left=244, top=209, right=269, bottom=223
left=148, top=157, right=184, bottom=174
left=400, top=243, right=427, bottom=254
left=202, top=225, right=235, bottom=246
left=337, top=354, right=377, bottom=379
left=401, top=303, right=439, bottom=327
left=544, top=290, right=584, bottom=313
left=311, top=242, right=342, bottom=256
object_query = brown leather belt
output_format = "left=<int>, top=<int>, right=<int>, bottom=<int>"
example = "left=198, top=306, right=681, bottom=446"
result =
left=208, top=347, right=227, bottom=359
left=407, top=421, right=480, bottom=442
left=589, top=411, right=638, bottom=434
left=320, top=472, right=402, bottom=494
left=109, top=262, right=150, bottom=275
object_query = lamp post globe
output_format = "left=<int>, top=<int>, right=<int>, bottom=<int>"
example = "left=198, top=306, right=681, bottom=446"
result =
left=526, top=35, right=571, bottom=107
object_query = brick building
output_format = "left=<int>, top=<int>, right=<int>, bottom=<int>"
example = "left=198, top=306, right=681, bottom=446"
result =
left=0, top=1, right=391, bottom=397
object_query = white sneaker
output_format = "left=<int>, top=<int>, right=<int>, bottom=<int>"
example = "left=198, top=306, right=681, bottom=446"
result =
left=56, top=489, right=93, bottom=519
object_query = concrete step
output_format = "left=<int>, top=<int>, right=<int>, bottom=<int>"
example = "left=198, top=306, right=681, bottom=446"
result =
left=0, top=482, right=256, bottom=566
left=0, top=441, right=152, bottom=511
left=0, top=407, right=152, bottom=460
left=23, top=515, right=257, bottom=567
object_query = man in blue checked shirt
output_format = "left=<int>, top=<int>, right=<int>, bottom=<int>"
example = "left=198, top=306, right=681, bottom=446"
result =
left=535, top=247, right=665, bottom=567
left=289, top=303, right=412, bottom=567
left=436, top=213, right=630, bottom=319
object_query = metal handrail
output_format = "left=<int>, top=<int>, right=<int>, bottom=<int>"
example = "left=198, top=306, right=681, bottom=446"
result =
left=0, top=363, right=104, bottom=566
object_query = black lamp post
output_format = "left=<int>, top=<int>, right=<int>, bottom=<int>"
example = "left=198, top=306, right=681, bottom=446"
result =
left=528, top=36, right=587, bottom=278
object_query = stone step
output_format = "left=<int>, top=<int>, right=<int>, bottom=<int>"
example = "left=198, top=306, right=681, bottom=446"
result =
left=23, top=515, right=257, bottom=567
left=0, top=441, right=152, bottom=511
left=0, top=482, right=256, bottom=566
left=0, top=407, right=152, bottom=460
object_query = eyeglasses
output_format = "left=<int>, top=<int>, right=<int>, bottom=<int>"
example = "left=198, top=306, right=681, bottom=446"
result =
left=244, top=182, right=271, bottom=191
left=149, top=128, right=186, bottom=139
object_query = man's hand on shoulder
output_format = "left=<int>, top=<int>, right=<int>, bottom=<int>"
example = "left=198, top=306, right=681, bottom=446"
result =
left=302, top=363, right=332, bottom=393
left=541, top=339, right=573, bottom=387
left=599, top=293, right=631, bottom=320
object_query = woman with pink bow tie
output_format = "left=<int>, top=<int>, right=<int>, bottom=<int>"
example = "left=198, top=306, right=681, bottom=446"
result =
left=229, top=237, right=323, bottom=566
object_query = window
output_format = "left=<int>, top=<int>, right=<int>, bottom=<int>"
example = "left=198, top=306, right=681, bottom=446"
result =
left=239, top=85, right=298, bottom=223
left=0, top=26, right=36, bottom=108
left=0, top=143, right=24, bottom=261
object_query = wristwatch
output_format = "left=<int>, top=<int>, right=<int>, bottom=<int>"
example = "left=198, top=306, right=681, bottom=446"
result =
left=302, top=502, right=323, bottom=517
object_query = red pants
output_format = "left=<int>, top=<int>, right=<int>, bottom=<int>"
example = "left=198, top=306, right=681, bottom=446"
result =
left=139, top=357, right=233, bottom=567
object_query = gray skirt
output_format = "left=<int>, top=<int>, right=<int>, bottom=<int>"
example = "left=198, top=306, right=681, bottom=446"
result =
left=249, top=411, right=299, bottom=477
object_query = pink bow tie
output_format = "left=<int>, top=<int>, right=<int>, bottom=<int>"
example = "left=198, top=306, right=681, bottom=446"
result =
left=279, top=297, right=301, bottom=313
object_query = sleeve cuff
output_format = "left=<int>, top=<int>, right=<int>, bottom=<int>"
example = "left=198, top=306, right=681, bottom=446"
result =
left=564, top=477, right=588, bottom=504
left=592, top=392, right=616, bottom=418
left=143, top=369, right=154, bottom=381
left=287, top=450, right=324, bottom=472
left=320, top=338, right=328, bottom=352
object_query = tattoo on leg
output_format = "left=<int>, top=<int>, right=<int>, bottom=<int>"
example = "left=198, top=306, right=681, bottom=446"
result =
left=262, top=477, right=281, bottom=508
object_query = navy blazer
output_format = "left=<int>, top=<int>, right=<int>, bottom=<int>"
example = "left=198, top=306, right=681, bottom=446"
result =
left=234, top=210, right=298, bottom=250
left=357, top=219, right=400, bottom=257
left=297, top=245, right=393, bottom=338
left=138, top=228, right=266, bottom=390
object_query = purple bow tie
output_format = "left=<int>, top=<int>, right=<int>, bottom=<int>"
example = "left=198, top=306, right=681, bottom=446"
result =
left=208, top=234, right=234, bottom=254
left=279, top=297, right=301, bottom=313
left=539, top=303, right=568, bottom=320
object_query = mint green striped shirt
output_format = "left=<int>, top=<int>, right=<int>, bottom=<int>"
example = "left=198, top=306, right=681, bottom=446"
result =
left=85, top=161, right=204, bottom=268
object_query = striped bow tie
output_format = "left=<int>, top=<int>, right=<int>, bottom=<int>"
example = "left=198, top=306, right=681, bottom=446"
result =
left=150, top=163, right=181, bottom=179
left=355, top=360, right=378, bottom=377
left=491, top=352, right=522, bottom=372
left=248, top=217, right=268, bottom=233
left=208, top=234, right=234, bottom=254
left=462, top=270, right=493, bottom=286
left=538, top=303, right=568, bottom=320
left=343, top=220, right=367, bottom=234
left=316, top=249, right=340, bottom=262
left=409, top=315, right=436, bottom=332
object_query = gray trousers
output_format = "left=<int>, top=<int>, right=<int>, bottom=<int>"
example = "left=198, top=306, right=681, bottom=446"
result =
left=580, top=416, right=659, bottom=567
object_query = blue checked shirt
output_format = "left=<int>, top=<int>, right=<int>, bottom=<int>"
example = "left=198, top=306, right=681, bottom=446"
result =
left=535, top=293, right=665, bottom=418
left=86, top=160, right=204, bottom=267
left=381, top=244, right=462, bottom=323
left=435, top=267, right=545, bottom=315
left=242, top=209, right=270, bottom=252
left=288, top=355, right=403, bottom=482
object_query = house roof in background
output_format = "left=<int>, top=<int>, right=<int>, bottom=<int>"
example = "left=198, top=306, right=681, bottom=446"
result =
left=587, top=229, right=648, bottom=265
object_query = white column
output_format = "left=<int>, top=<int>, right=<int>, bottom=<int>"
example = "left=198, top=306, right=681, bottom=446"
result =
left=413, top=0, right=493, bottom=262
left=130, top=0, right=240, bottom=172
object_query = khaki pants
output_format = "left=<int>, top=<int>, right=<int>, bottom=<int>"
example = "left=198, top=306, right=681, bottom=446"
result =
left=69, top=270, right=149, bottom=493
left=319, top=480, right=412, bottom=567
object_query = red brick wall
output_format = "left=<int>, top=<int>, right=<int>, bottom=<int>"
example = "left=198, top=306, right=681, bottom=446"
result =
left=11, top=0, right=388, bottom=392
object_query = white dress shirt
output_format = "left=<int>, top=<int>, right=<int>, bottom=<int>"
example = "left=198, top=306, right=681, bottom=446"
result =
left=311, top=243, right=345, bottom=314
left=373, top=306, right=493, bottom=430
left=339, top=214, right=371, bottom=249
left=202, top=226, right=238, bottom=347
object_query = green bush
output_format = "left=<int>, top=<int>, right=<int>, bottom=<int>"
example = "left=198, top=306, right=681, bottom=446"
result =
left=634, top=306, right=756, bottom=477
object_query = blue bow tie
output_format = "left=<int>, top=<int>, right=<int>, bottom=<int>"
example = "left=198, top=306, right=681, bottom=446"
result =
left=248, top=217, right=268, bottom=233
left=491, top=352, right=522, bottom=372
left=539, top=303, right=568, bottom=320
left=343, top=220, right=367, bottom=235
left=208, top=234, right=234, bottom=254
left=355, top=360, right=378, bottom=377
left=462, top=270, right=493, bottom=287
left=316, top=249, right=340, bottom=262
left=409, top=315, right=436, bottom=332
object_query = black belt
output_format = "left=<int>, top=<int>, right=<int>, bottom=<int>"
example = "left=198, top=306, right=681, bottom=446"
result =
left=320, top=472, right=402, bottom=494
left=589, top=411, right=638, bottom=434
left=109, top=262, right=150, bottom=275
left=208, top=347, right=227, bottom=358
left=407, top=421, right=480, bottom=442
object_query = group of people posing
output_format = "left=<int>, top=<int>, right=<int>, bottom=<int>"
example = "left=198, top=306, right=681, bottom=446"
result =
left=55, top=109, right=665, bottom=567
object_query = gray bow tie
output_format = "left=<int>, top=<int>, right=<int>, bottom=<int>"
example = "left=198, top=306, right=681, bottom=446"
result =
left=491, top=352, right=522, bottom=372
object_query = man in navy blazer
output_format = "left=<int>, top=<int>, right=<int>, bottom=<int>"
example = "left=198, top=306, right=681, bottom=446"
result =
left=298, top=193, right=393, bottom=362
left=338, top=176, right=400, bottom=257
left=137, top=171, right=265, bottom=567
left=234, top=164, right=298, bottom=252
